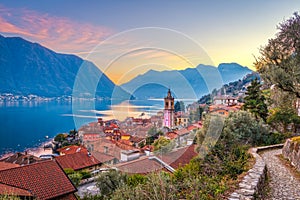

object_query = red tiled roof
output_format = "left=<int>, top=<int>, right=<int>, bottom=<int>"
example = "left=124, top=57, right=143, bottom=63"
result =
left=85, top=138, right=122, bottom=160
left=91, top=152, right=116, bottom=163
left=0, top=162, right=19, bottom=171
left=57, top=145, right=88, bottom=155
left=88, top=122, right=98, bottom=127
left=142, top=145, right=154, bottom=152
left=0, top=183, right=32, bottom=197
left=118, top=139, right=133, bottom=146
left=175, top=128, right=190, bottom=136
left=0, top=160, right=77, bottom=199
left=110, top=123, right=119, bottom=128
left=0, top=152, right=42, bottom=165
left=187, top=125, right=197, bottom=131
left=112, top=140, right=137, bottom=151
left=160, top=145, right=198, bottom=169
left=55, top=152, right=101, bottom=171
left=116, top=145, right=198, bottom=174
left=130, top=136, right=146, bottom=143
left=192, top=122, right=203, bottom=128
left=166, top=132, right=178, bottom=139
left=83, top=133, right=100, bottom=136
left=115, top=157, right=163, bottom=174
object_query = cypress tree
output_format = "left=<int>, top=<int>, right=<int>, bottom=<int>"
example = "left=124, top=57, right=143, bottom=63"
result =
left=242, top=78, right=268, bottom=122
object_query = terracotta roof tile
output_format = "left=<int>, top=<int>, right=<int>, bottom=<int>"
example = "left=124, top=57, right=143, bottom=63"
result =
left=57, top=145, right=88, bottom=155
left=0, top=160, right=77, bottom=199
left=159, top=145, right=197, bottom=169
left=115, top=157, right=163, bottom=174
left=166, top=132, right=178, bottom=139
left=0, top=162, right=19, bottom=171
left=116, top=145, right=198, bottom=174
left=91, top=152, right=116, bottom=163
left=55, top=152, right=101, bottom=171
left=0, top=152, right=42, bottom=165
left=85, top=138, right=122, bottom=160
left=0, top=183, right=32, bottom=197
left=112, top=140, right=137, bottom=151
left=130, top=136, right=146, bottom=143
left=187, top=125, right=197, bottom=131
left=175, top=128, right=190, bottom=136
left=141, top=145, right=154, bottom=152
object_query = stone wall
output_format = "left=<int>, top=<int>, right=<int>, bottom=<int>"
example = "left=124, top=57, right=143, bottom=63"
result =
left=282, top=138, right=300, bottom=172
left=228, top=144, right=283, bottom=200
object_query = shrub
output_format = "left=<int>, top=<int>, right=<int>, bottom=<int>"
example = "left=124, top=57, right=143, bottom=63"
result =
left=80, top=170, right=92, bottom=179
left=126, top=174, right=147, bottom=187
left=69, top=172, right=82, bottom=187
left=96, top=170, right=127, bottom=197
left=64, top=168, right=75, bottom=175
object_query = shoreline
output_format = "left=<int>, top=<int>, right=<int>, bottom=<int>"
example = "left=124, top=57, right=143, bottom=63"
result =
left=25, top=139, right=54, bottom=157
left=0, top=139, right=54, bottom=160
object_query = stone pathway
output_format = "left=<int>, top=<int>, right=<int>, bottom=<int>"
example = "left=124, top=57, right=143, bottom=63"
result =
left=261, top=149, right=300, bottom=200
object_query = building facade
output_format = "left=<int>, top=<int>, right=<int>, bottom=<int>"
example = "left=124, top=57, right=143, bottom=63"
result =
left=163, top=89, right=175, bottom=128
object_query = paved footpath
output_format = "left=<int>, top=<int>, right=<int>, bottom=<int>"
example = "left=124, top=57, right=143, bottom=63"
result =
left=261, top=149, right=300, bottom=200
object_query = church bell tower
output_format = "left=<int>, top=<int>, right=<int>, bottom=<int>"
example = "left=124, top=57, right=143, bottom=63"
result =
left=163, top=89, right=175, bottom=128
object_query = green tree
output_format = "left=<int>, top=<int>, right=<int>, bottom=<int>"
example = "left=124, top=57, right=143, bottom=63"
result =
left=175, top=101, right=185, bottom=112
left=126, top=174, right=147, bottom=187
left=268, top=107, right=300, bottom=133
left=223, top=111, right=270, bottom=146
left=80, top=170, right=92, bottom=179
left=189, top=106, right=204, bottom=122
left=0, top=195, right=21, bottom=200
left=147, top=126, right=157, bottom=136
left=153, top=137, right=171, bottom=151
left=69, top=128, right=77, bottom=136
left=96, top=170, right=127, bottom=197
left=111, top=172, right=177, bottom=200
left=69, top=172, right=82, bottom=187
left=64, top=168, right=75, bottom=175
left=255, top=12, right=300, bottom=98
left=242, top=78, right=268, bottom=122
left=54, top=133, right=66, bottom=142
left=196, top=114, right=224, bottom=155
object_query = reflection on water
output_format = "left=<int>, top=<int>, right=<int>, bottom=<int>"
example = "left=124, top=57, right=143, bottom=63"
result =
left=98, top=100, right=161, bottom=121
left=0, top=99, right=164, bottom=155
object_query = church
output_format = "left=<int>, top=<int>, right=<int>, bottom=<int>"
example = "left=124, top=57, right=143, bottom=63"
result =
left=163, top=89, right=175, bottom=128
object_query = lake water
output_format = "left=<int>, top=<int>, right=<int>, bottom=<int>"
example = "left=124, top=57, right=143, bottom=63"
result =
left=0, top=99, right=164, bottom=156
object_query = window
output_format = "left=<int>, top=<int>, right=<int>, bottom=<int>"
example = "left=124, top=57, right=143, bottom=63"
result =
left=165, top=102, right=169, bottom=107
left=104, top=146, right=108, bottom=154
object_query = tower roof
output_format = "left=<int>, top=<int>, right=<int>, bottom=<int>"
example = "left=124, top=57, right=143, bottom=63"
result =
left=166, top=89, right=173, bottom=99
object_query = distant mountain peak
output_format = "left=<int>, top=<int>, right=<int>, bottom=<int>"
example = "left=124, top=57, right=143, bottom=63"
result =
left=121, top=63, right=253, bottom=100
left=0, top=35, right=130, bottom=99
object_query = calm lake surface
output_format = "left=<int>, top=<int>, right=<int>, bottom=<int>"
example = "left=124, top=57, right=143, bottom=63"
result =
left=0, top=100, right=163, bottom=156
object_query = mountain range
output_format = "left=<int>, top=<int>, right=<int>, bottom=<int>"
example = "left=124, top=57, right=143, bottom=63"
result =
left=0, top=35, right=129, bottom=99
left=0, top=35, right=253, bottom=100
left=121, top=63, right=253, bottom=99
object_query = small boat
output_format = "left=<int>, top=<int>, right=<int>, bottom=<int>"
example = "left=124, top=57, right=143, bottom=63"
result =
left=45, top=135, right=49, bottom=139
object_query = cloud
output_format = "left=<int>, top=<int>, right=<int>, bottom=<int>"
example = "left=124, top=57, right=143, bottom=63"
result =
left=0, top=5, right=113, bottom=54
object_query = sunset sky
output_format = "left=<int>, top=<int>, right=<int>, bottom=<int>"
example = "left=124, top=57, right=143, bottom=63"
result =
left=0, top=1, right=299, bottom=84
